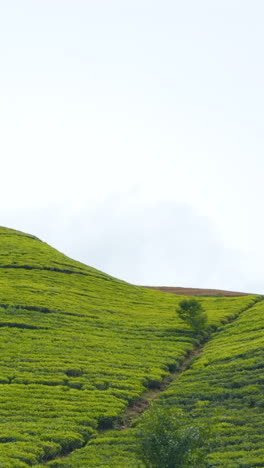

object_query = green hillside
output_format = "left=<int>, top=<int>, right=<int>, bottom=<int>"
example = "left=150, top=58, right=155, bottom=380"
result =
left=0, top=227, right=260, bottom=467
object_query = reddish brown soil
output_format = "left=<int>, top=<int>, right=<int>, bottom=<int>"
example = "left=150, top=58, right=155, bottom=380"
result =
left=143, top=286, right=251, bottom=297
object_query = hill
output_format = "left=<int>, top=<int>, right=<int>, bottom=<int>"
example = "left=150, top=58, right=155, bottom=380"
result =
left=0, top=226, right=261, bottom=467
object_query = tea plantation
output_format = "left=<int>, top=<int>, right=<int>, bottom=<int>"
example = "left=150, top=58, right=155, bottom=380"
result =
left=0, top=227, right=260, bottom=467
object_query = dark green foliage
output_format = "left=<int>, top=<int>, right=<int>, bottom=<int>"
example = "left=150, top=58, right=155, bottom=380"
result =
left=136, top=407, right=208, bottom=468
left=177, top=299, right=208, bottom=335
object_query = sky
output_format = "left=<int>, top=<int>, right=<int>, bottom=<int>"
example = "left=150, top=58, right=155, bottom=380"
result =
left=1, top=1, right=264, bottom=293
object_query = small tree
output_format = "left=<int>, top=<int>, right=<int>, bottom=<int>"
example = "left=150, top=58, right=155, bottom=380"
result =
left=136, top=407, right=208, bottom=468
left=177, top=299, right=208, bottom=335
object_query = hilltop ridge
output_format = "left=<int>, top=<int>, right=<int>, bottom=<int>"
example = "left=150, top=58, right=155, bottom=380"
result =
left=1, top=226, right=249, bottom=297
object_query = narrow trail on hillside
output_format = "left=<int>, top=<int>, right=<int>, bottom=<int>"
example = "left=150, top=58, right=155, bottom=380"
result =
left=117, top=345, right=203, bottom=430
left=42, top=298, right=262, bottom=466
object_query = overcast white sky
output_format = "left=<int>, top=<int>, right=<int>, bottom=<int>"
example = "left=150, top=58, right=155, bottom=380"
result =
left=1, top=1, right=264, bottom=293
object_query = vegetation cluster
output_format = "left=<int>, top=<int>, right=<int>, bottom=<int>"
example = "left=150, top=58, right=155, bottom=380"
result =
left=177, top=298, right=209, bottom=336
left=136, top=407, right=209, bottom=467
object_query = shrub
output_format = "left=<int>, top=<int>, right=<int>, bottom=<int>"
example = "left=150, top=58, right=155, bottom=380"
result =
left=136, top=407, right=209, bottom=468
left=176, top=299, right=208, bottom=335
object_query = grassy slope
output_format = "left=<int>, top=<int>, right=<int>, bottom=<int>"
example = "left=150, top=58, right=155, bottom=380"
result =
left=0, top=227, right=257, bottom=467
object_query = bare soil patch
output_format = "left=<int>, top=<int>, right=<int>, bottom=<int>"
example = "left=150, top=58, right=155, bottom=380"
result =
left=143, top=286, right=251, bottom=296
